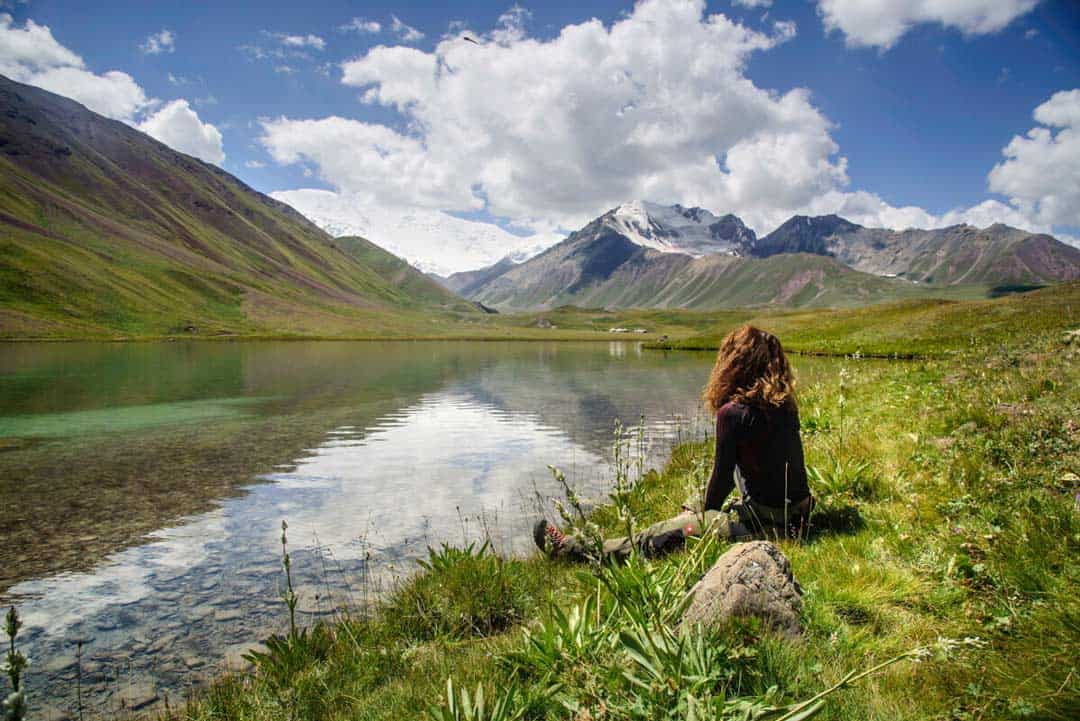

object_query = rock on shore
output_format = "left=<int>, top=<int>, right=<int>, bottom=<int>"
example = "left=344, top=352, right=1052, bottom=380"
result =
left=681, top=541, right=803, bottom=637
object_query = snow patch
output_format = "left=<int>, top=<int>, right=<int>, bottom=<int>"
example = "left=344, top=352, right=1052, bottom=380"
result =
left=271, top=189, right=560, bottom=276
left=605, top=200, right=745, bottom=256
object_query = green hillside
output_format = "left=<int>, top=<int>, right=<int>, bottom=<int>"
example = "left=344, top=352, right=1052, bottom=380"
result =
left=649, top=281, right=1080, bottom=357
left=332, top=235, right=478, bottom=312
left=0, top=75, right=478, bottom=339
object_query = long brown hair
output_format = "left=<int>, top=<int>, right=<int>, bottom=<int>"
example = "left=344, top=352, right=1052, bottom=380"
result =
left=702, top=325, right=796, bottom=413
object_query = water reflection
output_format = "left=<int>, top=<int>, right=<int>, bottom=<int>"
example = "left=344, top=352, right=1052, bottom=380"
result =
left=0, top=341, right=720, bottom=716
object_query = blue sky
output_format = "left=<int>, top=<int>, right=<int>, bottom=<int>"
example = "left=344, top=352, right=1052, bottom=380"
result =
left=1, top=0, right=1079, bottom=269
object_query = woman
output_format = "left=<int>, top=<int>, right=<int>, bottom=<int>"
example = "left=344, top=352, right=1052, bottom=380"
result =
left=535, top=325, right=813, bottom=561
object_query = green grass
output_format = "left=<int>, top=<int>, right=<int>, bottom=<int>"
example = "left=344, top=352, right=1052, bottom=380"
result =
left=142, top=288, right=1080, bottom=721
left=647, top=281, right=1080, bottom=357
left=6, top=268, right=1072, bottom=351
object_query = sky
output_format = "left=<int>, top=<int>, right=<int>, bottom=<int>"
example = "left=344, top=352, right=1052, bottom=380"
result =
left=1, top=0, right=1079, bottom=273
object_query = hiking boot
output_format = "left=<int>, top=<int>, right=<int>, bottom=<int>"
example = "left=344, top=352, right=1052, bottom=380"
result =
left=533, top=518, right=570, bottom=558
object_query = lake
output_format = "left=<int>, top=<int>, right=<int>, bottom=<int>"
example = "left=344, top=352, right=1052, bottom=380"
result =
left=0, top=340, right=743, bottom=717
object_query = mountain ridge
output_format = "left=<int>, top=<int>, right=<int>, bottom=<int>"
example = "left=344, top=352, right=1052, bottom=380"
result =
left=0, top=74, right=475, bottom=337
left=447, top=202, right=1080, bottom=311
left=751, top=214, right=1080, bottom=285
left=601, top=200, right=756, bottom=256
left=450, top=227, right=928, bottom=312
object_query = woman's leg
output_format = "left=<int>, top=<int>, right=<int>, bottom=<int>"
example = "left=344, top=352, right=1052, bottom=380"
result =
left=600, top=510, right=726, bottom=561
left=537, top=504, right=779, bottom=563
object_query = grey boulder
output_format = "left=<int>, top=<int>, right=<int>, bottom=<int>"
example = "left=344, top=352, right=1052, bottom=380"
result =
left=681, top=541, right=803, bottom=637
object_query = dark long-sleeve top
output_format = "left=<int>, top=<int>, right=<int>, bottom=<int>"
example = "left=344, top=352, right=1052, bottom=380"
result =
left=703, top=400, right=810, bottom=511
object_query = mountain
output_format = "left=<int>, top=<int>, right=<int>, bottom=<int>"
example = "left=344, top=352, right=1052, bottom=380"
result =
left=753, top=215, right=1080, bottom=285
left=0, top=75, right=475, bottom=338
left=270, top=188, right=556, bottom=277
left=331, top=236, right=477, bottom=309
left=441, top=201, right=762, bottom=308
left=438, top=256, right=520, bottom=296
left=455, top=214, right=927, bottom=312
left=452, top=202, right=1080, bottom=312
left=593, top=200, right=755, bottom=256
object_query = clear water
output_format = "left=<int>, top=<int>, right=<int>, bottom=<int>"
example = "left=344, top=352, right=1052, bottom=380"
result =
left=0, top=340, right=727, bottom=716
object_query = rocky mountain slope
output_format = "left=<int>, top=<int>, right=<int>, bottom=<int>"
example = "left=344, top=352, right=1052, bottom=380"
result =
left=437, top=256, right=520, bottom=297
left=451, top=218, right=927, bottom=312
left=753, top=215, right=1080, bottom=285
left=450, top=202, right=1080, bottom=311
left=0, top=75, right=474, bottom=337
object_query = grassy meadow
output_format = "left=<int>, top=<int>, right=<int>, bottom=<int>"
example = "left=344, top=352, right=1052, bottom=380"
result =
left=645, top=282, right=1080, bottom=357
left=2, top=284, right=1077, bottom=721
left=87, top=283, right=1075, bottom=721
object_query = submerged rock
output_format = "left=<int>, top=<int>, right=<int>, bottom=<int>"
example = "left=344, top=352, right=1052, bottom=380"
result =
left=222, top=641, right=267, bottom=670
left=115, top=680, right=158, bottom=710
left=39, top=704, right=74, bottom=721
left=681, top=541, right=803, bottom=637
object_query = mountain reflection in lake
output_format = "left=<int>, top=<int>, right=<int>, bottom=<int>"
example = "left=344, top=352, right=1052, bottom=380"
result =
left=0, top=341, right=723, bottom=716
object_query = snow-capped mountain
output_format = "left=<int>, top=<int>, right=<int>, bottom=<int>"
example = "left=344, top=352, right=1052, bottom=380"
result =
left=604, top=200, right=756, bottom=256
left=752, top=215, right=1080, bottom=284
left=445, top=201, right=1080, bottom=312
left=270, top=189, right=559, bottom=277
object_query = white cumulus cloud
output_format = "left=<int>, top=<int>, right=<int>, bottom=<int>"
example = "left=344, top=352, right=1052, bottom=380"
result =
left=32, top=66, right=150, bottom=121
left=0, top=14, right=225, bottom=163
left=265, top=0, right=822, bottom=235
left=261, top=115, right=475, bottom=210
left=139, top=99, right=225, bottom=164
left=817, top=0, right=1039, bottom=49
left=139, top=29, right=175, bottom=55
left=0, top=13, right=83, bottom=74
left=804, top=191, right=1041, bottom=233
left=0, top=14, right=148, bottom=120
left=988, top=89, right=1080, bottom=228
left=5, top=0, right=1053, bottom=273
left=262, top=0, right=1077, bottom=267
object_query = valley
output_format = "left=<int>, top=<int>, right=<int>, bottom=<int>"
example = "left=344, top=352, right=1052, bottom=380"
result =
left=2, top=1, right=1080, bottom=719
left=3, top=75, right=1079, bottom=341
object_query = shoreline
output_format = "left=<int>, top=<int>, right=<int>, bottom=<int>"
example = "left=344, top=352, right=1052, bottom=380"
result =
left=3, top=284, right=1077, bottom=719
left=0, top=332, right=924, bottom=360
left=4, top=282, right=1073, bottom=354
left=151, top=327, right=1079, bottom=720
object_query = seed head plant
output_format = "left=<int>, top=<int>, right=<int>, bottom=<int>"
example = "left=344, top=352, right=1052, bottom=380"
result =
left=281, top=519, right=298, bottom=640
left=2, top=606, right=27, bottom=721
left=610, top=418, right=639, bottom=555
left=837, top=364, right=850, bottom=460
left=244, top=519, right=333, bottom=721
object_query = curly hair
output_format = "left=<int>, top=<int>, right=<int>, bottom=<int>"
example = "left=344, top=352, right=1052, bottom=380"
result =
left=702, top=325, right=796, bottom=413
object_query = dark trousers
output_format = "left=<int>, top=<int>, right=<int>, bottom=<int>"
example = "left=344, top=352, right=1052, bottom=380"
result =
left=594, top=497, right=811, bottom=561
